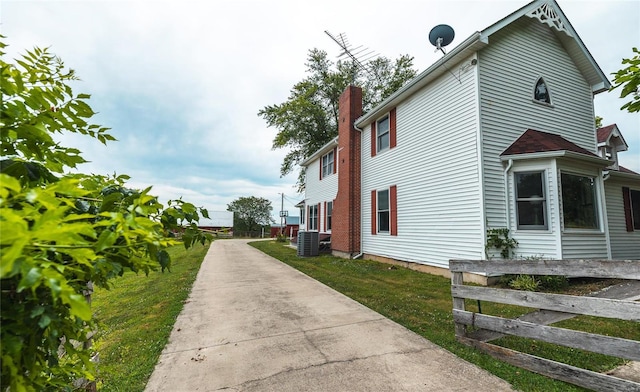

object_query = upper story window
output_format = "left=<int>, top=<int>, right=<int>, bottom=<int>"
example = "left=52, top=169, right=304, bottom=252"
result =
left=321, top=150, right=334, bottom=178
left=371, top=108, right=396, bottom=157
left=515, top=171, right=547, bottom=230
left=561, top=173, right=598, bottom=230
left=534, top=77, right=551, bottom=104
left=376, top=115, right=390, bottom=152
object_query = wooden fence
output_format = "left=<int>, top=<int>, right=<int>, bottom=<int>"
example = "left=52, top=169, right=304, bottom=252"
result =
left=450, top=259, right=640, bottom=392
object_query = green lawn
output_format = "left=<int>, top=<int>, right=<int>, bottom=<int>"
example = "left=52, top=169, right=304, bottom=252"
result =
left=91, top=242, right=210, bottom=392
left=250, top=240, right=637, bottom=392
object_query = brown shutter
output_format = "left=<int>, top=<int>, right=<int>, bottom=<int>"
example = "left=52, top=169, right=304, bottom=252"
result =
left=333, top=147, right=337, bottom=174
left=390, top=185, right=398, bottom=236
left=623, top=187, right=634, bottom=232
left=371, top=121, right=377, bottom=157
left=323, top=201, right=327, bottom=232
left=390, top=108, right=397, bottom=149
left=371, top=190, right=377, bottom=235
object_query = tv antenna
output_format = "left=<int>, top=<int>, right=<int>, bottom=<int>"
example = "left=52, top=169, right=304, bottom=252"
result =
left=324, top=30, right=378, bottom=78
left=428, top=24, right=455, bottom=55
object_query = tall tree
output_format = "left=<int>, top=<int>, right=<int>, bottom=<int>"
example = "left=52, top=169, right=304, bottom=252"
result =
left=611, top=47, right=640, bottom=113
left=259, top=49, right=417, bottom=190
left=227, top=196, right=274, bottom=233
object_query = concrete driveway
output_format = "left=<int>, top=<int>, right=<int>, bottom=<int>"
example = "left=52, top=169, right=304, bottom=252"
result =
left=145, top=239, right=513, bottom=391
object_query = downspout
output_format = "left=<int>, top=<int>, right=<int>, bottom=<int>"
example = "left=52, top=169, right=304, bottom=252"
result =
left=503, top=159, right=513, bottom=232
left=352, top=122, right=365, bottom=260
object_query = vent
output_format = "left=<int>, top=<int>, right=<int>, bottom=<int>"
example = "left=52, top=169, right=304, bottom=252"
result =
left=297, top=231, right=319, bottom=257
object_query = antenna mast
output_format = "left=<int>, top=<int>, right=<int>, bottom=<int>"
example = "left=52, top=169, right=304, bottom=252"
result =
left=324, top=30, right=378, bottom=78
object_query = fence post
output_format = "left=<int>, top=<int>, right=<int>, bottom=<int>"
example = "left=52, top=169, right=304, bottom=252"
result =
left=451, top=269, right=466, bottom=338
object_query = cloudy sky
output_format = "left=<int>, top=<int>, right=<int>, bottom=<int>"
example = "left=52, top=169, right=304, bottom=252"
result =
left=3, top=0, right=638, bottom=224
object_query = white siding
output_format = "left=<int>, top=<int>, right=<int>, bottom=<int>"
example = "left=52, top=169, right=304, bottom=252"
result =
left=561, top=234, right=608, bottom=259
left=479, top=18, right=596, bottom=230
left=604, top=177, right=640, bottom=259
left=361, top=55, right=484, bottom=269
left=302, top=158, right=338, bottom=232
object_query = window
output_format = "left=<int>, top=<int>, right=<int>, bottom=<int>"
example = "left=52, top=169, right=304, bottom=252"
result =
left=377, top=115, right=390, bottom=152
left=300, top=206, right=305, bottom=225
left=308, top=204, right=318, bottom=231
left=326, top=201, right=333, bottom=231
left=623, top=187, right=640, bottom=231
left=377, top=189, right=390, bottom=233
left=534, top=77, right=551, bottom=104
left=371, top=108, right=396, bottom=157
left=515, top=171, right=547, bottom=229
left=321, top=150, right=334, bottom=178
left=561, top=173, right=598, bottom=229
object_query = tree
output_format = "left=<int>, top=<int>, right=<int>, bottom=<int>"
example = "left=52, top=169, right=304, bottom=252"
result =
left=259, top=49, right=417, bottom=190
left=227, top=196, right=274, bottom=233
left=0, top=39, right=211, bottom=391
left=611, top=47, right=640, bottom=113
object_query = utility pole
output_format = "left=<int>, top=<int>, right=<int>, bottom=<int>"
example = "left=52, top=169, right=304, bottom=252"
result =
left=280, top=193, right=284, bottom=236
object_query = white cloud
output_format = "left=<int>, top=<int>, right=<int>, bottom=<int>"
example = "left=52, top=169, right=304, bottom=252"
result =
left=3, top=0, right=638, bottom=225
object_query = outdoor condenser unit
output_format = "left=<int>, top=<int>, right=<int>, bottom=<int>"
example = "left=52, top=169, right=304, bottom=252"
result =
left=297, top=231, right=319, bottom=257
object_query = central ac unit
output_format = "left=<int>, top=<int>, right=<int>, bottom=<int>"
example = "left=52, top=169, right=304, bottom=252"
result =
left=297, top=231, right=319, bottom=257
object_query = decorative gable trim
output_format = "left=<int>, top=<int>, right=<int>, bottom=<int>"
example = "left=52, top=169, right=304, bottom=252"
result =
left=526, top=2, right=571, bottom=36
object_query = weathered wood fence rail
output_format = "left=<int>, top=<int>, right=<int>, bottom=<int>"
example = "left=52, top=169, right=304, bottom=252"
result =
left=449, top=259, right=640, bottom=392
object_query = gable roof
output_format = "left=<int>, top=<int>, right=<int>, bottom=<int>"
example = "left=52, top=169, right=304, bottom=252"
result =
left=355, top=0, right=610, bottom=128
left=596, top=124, right=629, bottom=151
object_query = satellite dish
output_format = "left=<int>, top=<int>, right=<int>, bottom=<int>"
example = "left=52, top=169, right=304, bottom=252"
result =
left=429, top=24, right=455, bottom=54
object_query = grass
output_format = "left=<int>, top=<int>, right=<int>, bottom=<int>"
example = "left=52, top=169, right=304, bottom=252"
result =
left=91, top=242, right=210, bottom=392
left=250, top=240, right=638, bottom=392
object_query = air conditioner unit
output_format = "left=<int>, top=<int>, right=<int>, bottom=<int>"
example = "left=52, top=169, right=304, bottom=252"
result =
left=297, top=231, right=319, bottom=257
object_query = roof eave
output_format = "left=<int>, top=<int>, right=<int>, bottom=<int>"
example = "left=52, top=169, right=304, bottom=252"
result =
left=355, top=32, right=486, bottom=127
left=299, top=137, right=339, bottom=167
left=607, top=170, right=640, bottom=181
left=501, top=150, right=611, bottom=167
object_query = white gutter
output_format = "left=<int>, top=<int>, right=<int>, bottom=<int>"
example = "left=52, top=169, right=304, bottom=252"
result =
left=500, top=150, right=612, bottom=167
left=503, top=159, right=513, bottom=232
left=353, top=122, right=364, bottom=260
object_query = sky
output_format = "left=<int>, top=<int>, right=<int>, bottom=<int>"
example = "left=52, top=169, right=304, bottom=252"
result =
left=2, top=0, right=639, bottom=225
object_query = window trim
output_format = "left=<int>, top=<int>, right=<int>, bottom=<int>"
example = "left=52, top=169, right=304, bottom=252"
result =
left=321, top=149, right=335, bottom=179
left=623, top=187, right=640, bottom=231
left=533, top=76, right=553, bottom=107
left=376, top=114, right=390, bottom=153
left=514, top=171, right=548, bottom=230
left=560, top=171, right=600, bottom=231
left=377, top=189, right=390, bottom=233
left=308, top=204, right=318, bottom=231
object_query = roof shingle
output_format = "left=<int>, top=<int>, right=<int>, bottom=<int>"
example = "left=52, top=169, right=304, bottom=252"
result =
left=501, top=129, right=598, bottom=157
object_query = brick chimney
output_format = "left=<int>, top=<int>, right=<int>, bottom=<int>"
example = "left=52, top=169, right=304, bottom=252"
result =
left=332, top=85, right=363, bottom=257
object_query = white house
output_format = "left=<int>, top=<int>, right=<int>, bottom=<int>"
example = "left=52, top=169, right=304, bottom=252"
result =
left=298, top=0, right=640, bottom=281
